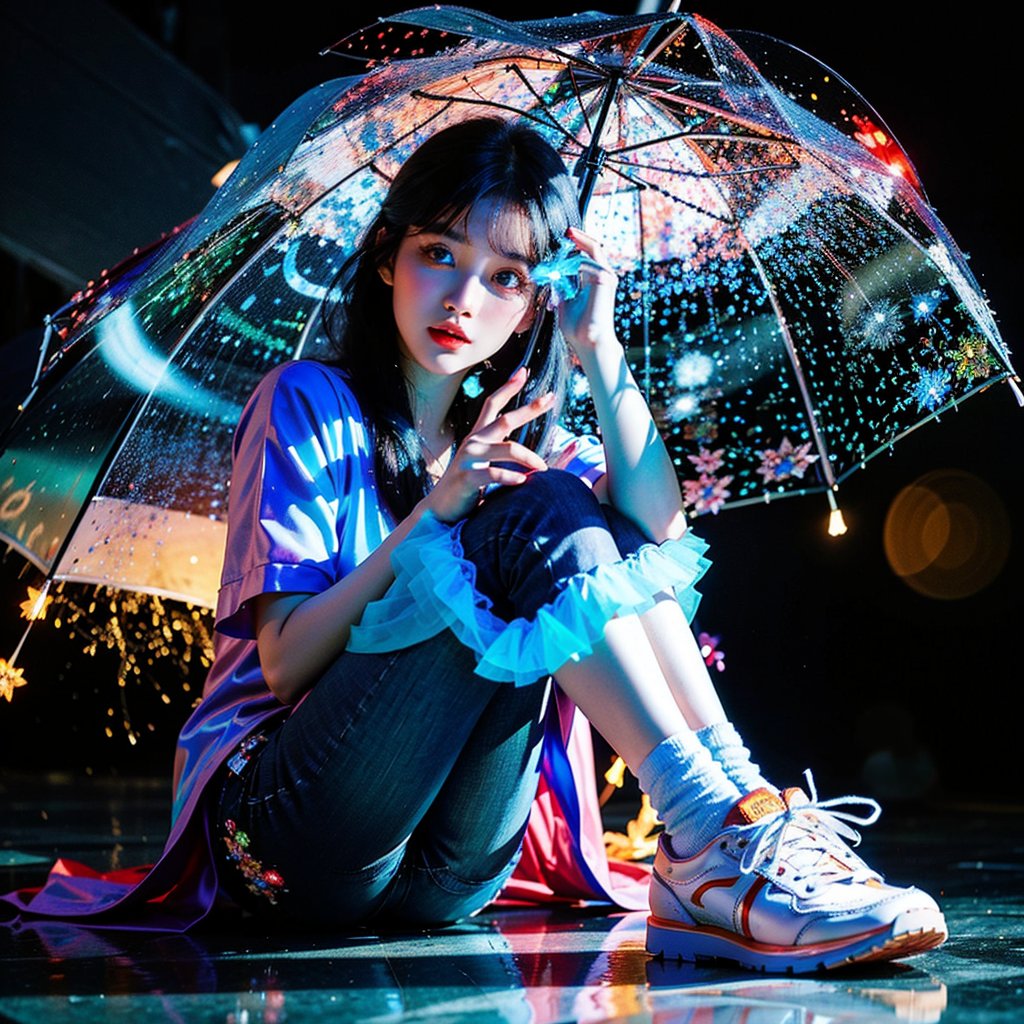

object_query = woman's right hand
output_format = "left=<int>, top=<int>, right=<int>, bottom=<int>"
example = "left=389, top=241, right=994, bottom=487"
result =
left=422, top=367, right=554, bottom=523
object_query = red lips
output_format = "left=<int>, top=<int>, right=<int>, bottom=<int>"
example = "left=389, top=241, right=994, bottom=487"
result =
left=427, top=323, right=470, bottom=349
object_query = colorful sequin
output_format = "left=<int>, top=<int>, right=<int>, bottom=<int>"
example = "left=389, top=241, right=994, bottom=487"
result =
left=222, top=818, right=288, bottom=906
left=226, top=731, right=268, bottom=776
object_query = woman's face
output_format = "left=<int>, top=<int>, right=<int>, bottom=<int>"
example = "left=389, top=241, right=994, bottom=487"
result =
left=382, top=199, right=538, bottom=383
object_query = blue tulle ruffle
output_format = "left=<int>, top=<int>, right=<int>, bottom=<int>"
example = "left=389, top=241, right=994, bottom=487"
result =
left=347, top=511, right=711, bottom=687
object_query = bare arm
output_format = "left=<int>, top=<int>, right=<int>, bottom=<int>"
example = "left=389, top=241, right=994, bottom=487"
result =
left=253, top=369, right=553, bottom=705
left=559, top=227, right=687, bottom=542
left=252, top=504, right=429, bottom=705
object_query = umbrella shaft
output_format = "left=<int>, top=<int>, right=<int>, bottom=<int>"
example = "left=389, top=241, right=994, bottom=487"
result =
left=574, top=72, right=623, bottom=214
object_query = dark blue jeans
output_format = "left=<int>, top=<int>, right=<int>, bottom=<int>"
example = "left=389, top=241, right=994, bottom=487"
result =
left=214, top=470, right=647, bottom=927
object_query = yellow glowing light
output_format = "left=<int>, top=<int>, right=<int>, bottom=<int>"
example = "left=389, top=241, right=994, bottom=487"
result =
left=211, top=160, right=240, bottom=188
left=9, top=583, right=216, bottom=738
left=19, top=585, right=53, bottom=621
left=604, top=795, right=662, bottom=862
left=827, top=490, right=848, bottom=536
left=604, top=756, right=627, bottom=788
left=0, top=659, right=27, bottom=702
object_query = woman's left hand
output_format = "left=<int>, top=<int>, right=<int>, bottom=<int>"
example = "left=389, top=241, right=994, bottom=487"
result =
left=555, top=226, right=620, bottom=359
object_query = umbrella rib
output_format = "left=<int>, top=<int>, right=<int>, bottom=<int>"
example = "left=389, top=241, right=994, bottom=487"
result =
left=803, top=147, right=1013, bottom=372
left=662, top=127, right=840, bottom=486
left=744, top=242, right=839, bottom=491
left=632, top=19, right=691, bottom=77
left=605, top=154, right=799, bottom=181
left=596, top=160, right=736, bottom=227
left=612, top=129, right=787, bottom=157
left=631, top=84, right=805, bottom=142
left=833, top=374, right=1017, bottom=486
left=504, top=61, right=599, bottom=144
left=410, top=87, right=584, bottom=151
left=565, top=64, right=597, bottom=142
left=47, top=217, right=293, bottom=593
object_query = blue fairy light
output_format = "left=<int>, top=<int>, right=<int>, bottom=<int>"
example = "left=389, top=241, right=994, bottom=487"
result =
left=461, top=373, right=484, bottom=399
left=849, top=298, right=905, bottom=352
left=912, top=290, right=943, bottom=321
left=531, top=239, right=583, bottom=304
left=673, top=352, right=715, bottom=389
left=912, top=368, right=952, bottom=411
left=667, top=393, right=700, bottom=421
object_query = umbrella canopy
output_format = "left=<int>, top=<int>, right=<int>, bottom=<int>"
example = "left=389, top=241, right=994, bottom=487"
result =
left=0, top=6, right=1016, bottom=617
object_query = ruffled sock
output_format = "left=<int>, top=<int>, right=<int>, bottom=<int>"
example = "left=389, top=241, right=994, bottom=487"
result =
left=636, top=732, right=742, bottom=859
left=697, top=720, right=775, bottom=795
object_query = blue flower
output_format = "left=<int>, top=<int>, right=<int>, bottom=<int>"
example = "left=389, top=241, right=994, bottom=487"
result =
left=531, top=240, right=583, bottom=304
left=911, top=290, right=943, bottom=322
left=912, top=367, right=952, bottom=411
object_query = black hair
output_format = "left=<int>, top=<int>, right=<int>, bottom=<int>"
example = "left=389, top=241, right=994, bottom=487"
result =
left=323, top=117, right=581, bottom=521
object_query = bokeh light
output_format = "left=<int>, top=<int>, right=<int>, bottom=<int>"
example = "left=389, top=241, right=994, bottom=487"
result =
left=883, top=469, right=1010, bottom=598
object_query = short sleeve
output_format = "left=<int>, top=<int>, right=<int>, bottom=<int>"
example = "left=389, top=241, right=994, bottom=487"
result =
left=214, top=361, right=385, bottom=639
left=546, top=424, right=606, bottom=489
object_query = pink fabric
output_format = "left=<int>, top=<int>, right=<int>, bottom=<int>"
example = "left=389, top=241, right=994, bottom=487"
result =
left=502, top=702, right=651, bottom=911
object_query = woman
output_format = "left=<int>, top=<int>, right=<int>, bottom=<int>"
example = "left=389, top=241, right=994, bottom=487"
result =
left=5, top=118, right=947, bottom=973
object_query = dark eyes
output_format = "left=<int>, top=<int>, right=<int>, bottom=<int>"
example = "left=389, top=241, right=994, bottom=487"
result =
left=419, top=243, right=528, bottom=292
left=494, top=268, right=528, bottom=290
left=422, top=243, right=454, bottom=265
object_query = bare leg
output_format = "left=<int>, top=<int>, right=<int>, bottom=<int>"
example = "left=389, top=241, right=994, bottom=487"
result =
left=554, top=595, right=769, bottom=797
left=552, top=612, right=690, bottom=770
left=637, top=594, right=728, bottom=731
left=552, top=611, right=742, bottom=853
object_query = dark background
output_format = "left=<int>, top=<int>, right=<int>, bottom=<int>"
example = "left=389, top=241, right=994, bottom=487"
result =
left=1, top=1, right=1019, bottom=803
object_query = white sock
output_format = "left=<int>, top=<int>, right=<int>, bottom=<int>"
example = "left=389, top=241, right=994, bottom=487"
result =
left=636, top=732, right=741, bottom=858
left=697, top=721, right=775, bottom=795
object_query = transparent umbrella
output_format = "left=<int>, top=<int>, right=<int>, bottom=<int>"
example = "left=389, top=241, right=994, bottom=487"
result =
left=1, top=7, right=1016, bottom=700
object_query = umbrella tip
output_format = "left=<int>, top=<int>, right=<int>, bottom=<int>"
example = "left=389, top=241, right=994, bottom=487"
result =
left=827, top=489, right=848, bottom=537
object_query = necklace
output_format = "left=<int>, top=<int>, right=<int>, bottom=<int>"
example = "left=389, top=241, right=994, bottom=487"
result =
left=419, top=431, right=456, bottom=483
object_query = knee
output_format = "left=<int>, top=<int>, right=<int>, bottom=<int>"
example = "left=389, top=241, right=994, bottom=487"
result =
left=601, top=503, right=652, bottom=556
left=477, top=468, right=604, bottom=533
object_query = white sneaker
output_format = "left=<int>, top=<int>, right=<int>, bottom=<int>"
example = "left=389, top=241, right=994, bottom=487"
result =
left=646, top=781, right=948, bottom=973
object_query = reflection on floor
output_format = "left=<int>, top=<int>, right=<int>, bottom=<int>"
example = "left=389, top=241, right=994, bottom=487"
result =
left=1, top=772, right=1022, bottom=1023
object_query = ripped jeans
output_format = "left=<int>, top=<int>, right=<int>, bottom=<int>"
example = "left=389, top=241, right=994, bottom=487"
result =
left=212, top=470, right=649, bottom=928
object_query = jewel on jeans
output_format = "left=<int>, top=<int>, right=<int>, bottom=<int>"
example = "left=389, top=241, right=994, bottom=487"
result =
left=223, top=819, right=288, bottom=906
left=646, top=779, right=948, bottom=973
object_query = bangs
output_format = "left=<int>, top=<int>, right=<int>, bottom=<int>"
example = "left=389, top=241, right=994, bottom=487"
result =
left=486, top=199, right=545, bottom=264
left=416, top=191, right=567, bottom=267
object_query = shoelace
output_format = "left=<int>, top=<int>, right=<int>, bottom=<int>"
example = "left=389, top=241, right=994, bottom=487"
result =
left=737, top=770, right=882, bottom=887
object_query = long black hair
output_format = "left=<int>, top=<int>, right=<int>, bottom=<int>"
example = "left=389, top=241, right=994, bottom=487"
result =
left=324, top=117, right=582, bottom=521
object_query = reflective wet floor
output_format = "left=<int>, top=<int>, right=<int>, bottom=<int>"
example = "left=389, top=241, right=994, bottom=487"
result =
left=1, top=773, right=1022, bottom=1023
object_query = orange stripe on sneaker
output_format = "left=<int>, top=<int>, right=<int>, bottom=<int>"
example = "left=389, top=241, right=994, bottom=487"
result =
left=692, top=876, right=740, bottom=908
left=647, top=914, right=896, bottom=956
left=740, top=874, right=770, bottom=937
